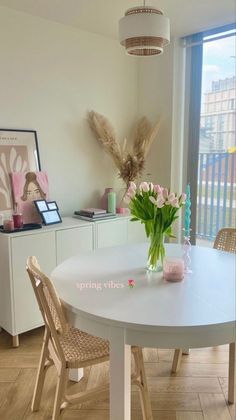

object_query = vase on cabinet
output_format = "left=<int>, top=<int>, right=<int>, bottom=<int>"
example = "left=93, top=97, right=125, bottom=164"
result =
left=101, top=188, right=113, bottom=211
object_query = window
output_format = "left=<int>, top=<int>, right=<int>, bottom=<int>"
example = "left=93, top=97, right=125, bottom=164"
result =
left=184, top=23, right=236, bottom=245
left=229, top=98, right=235, bottom=109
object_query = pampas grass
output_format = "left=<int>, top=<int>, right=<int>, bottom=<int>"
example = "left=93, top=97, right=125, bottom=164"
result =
left=87, top=111, right=161, bottom=189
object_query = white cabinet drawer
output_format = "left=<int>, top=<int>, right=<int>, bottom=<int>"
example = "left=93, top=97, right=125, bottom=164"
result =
left=11, top=232, right=56, bottom=334
left=96, top=220, right=127, bottom=249
left=56, top=226, right=93, bottom=264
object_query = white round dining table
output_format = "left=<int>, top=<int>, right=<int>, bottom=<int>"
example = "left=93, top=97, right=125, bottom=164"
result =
left=51, top=243, right=236, bottom=420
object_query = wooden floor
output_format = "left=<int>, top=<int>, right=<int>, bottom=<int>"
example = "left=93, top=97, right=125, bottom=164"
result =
left=0, top=327, right=234, bottom=420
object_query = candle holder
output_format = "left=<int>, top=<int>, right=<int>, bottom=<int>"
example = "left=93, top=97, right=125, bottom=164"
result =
left=182, top=229, right=192, bottom=274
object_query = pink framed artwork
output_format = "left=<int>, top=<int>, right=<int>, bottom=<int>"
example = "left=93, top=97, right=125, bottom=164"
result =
left=0, top=129, right=40, bottom=214
left=11, top=171, right=49, bottom=224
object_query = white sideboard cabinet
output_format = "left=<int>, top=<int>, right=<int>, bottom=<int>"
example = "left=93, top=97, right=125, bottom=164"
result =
left=0, top=216, right=146, bottom=346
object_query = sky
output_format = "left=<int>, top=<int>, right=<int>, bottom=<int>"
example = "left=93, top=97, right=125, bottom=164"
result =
left=202, top=33, right=236, bottom=94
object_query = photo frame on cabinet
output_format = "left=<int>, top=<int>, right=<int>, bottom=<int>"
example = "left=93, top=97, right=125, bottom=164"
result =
left=47, top=201, right=58, bottom=210
left=0, top=129, right=41, bottom=214
left=34, top=199, right=59, bottom=213
left=41, top=209, right=62, bottom=225
left=34, top=199, right=48, bottom=213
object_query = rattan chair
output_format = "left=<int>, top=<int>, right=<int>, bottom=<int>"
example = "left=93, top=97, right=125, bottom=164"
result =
left=26, top=256, right=153, bottom=420
left=172, top=228, right=236, bottom=404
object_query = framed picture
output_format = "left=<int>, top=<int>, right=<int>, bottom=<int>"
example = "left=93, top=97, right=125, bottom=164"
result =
left=47, top=201, right=58, bottom=210
left=0, top=129, right=41, bottom=214
left=11, top=171, right=49, bottom=224
left=34, top=199, right=48, bottom=213
left=41, top=210, right=62, bottom=225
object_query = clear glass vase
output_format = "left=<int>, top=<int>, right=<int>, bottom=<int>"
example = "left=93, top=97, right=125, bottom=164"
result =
left=147, top=232, right=165, bottom=272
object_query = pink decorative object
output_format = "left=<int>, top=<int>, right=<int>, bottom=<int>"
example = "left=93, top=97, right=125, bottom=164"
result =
left=11, top=171, right=49, bottom=224
left=128, top=279, right=135, bottom=288
left=116, top=207, right=126, bottom=214
left=163, top=257, right=184, bottom=282
left=3, top=218, right=14, bottom=232
left=101, top=187, right=113, bottom=211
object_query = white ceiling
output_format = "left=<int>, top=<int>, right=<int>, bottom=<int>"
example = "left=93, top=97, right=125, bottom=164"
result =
left=0, top=0, right=235, bottom=38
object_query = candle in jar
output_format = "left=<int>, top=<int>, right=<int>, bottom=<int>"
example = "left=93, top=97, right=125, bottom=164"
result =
left=163, top=257, right=184, bottom=282
left=3, top=219, right=14, bottom=232
left=185, top=184, right=191, bottom=237
left=13, top=213, right=23, bottom=229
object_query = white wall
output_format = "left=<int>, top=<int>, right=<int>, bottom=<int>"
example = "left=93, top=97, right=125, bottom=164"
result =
left=0, top=6, right=138, bottom=214
left=137, top=44, right=174, bottom=188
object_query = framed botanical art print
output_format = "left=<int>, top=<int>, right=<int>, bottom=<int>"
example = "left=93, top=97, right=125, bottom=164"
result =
left=0, top=129, right=41, bottom=213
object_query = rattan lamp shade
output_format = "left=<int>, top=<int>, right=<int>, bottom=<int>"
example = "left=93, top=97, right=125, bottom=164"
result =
left=119, top=6, right=170, bottom=56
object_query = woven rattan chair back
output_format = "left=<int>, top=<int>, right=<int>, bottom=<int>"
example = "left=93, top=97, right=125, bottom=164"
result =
left=26, top=256, right=68, bottom=362
left=214, top=228, right=236, bottom=254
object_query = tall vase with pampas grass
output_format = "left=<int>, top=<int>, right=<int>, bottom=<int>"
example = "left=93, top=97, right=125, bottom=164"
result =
left=87, top=111, right=161, bottom=206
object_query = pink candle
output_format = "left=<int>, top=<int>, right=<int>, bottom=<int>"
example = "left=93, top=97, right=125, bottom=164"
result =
left=3, top=219, right=14, bottom=232
left=13, top=213, right=23, bottom=229
left=163, top=257, right=184, bottom=282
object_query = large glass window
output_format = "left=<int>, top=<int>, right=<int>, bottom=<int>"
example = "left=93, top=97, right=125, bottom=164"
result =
left=185, top=24, right=236, bottom=245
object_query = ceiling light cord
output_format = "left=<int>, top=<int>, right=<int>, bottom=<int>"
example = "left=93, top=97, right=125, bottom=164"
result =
left=143, top=0, right=146, bottom=6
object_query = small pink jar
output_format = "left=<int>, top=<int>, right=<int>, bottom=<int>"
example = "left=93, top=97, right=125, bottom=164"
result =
left=3, top=218, right=14, bottom=232
left=163, top=257, right=184, bottom=282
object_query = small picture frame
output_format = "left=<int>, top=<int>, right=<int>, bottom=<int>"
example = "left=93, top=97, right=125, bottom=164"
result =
left=34, top=199, right=61, bottom=225
left=47, top=201, right=58, bottom=210
left=41, top=210, right=62, bottom=225
left=34, top=199, right=48, bottom=213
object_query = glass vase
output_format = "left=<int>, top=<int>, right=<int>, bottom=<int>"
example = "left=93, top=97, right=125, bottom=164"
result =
left=147, top=232, right=165, bottom=272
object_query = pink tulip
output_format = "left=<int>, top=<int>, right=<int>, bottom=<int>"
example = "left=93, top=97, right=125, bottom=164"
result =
left=153, top=184, right=163, bottom=194
left=129, top=182, right=136, bottom=191
left=170, top=197, right=179, bottom=208
left=149, top=196, right=158, bottom=205
left=156, top=196, right=165, bottom=208
left=128, top=186, right=136, bottom=198
left=149, top=182, right=154, bottom=192
left=140, top=182, right=149, bottom=192
left=149, top=195, right=165, bottom=208
left=166, top=192, right=175, bottom=204
left=162, top=188, right=169, bottom=199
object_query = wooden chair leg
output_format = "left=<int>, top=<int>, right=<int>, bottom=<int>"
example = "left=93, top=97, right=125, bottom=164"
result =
left=172, top=349, right=182, bottom=373
left=52, top=367, right=68, bottom=420
left=32, top=327, right=50, bottom=411
left=134, top=348, right=153, bottom=420
left=228, top=342, right=235, bottom=404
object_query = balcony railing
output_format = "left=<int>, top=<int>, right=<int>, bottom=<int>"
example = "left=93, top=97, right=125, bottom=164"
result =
left=197, top=152, right=236, bottom=241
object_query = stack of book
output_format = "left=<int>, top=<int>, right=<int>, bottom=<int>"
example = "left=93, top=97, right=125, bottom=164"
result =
left=74, top=208, right=117, bottom=221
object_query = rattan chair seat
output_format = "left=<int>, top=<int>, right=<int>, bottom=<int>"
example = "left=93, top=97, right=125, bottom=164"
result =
left=59, top=326, right=109, bottom=367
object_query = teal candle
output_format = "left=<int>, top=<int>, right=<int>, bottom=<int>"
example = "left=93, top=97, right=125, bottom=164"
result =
left=108, top=191, right=116, bottom=214
left=185, top=184, right=191, bottom=237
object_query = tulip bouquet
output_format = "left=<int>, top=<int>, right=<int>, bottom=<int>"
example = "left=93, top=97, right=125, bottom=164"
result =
left=125, top=182, right=186, bottom=271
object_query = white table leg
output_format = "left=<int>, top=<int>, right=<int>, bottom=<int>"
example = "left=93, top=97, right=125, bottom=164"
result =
left=69, top=368, right=84, bottom=382
left=109, top=327, right=131, bottom=420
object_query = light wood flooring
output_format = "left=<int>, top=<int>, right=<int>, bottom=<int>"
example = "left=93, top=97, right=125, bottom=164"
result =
left=0, top=327, right=234, bottom=420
